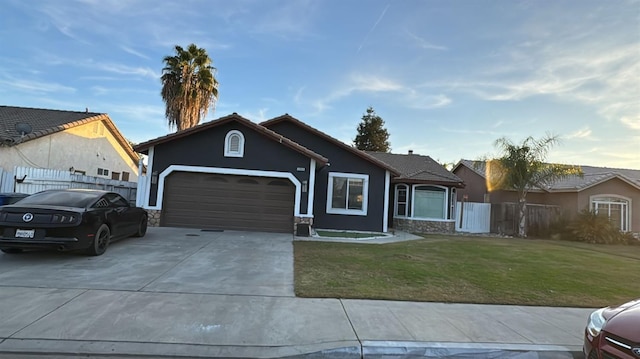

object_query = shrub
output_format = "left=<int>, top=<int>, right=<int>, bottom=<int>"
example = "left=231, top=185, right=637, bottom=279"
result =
left=566, top=209, right=629, bottom=244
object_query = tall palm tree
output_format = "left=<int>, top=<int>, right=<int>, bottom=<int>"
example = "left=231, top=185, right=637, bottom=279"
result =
left=161, top=44, right=219, bottom=131
left=487, top=134, right=582, bottom=237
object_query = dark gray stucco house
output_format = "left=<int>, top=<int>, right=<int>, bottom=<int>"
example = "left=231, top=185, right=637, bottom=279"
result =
left=134, top=113, right=461, bottom=234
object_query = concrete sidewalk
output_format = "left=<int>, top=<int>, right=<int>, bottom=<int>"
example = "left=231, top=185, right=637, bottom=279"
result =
left=0, top=286, right=590, bottom=358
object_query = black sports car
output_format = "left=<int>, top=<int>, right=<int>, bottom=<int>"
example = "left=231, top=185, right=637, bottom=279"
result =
left=0, top=189, right=147, bottom=256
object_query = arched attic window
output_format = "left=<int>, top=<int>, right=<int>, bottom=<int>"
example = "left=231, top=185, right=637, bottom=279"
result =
left=224, top=130, right=245, bottom=157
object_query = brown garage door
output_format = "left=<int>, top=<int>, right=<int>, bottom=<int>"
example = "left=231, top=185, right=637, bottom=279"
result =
left=161, top=172, right=295, bottom=233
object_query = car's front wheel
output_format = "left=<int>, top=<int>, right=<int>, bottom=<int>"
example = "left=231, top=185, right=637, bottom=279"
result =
left=133, top=215, right=147, bottom=237
left=1, top=248, right=23, bottom=254
left=86, top=224, right=110, bottom=256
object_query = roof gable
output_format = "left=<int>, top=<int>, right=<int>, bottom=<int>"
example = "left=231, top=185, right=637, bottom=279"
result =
left=134, top=113, right=328, bottom=165
left=454, top=159, right=640, bottom=192
left=369, top=151, right=464, bottom=187
left=260, top=114, right=399, bottom=176
left=0, top=105, right=139, bottom=164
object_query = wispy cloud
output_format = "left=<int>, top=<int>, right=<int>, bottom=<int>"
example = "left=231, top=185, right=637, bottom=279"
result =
left=566, top=127, right=593, bottom=139
left=408, top=94, right=451, bottom=110
left=121, top=46, right=150, bottom=60
left=240, top=108, right=270, bottom=123
left=405, top=30, right=447, bottom=51
left=620, top=116, right=640, bottom=130
left=310, top=74, right=403, bottom=113
left=437, top=40, right=639, bottom=133
left=94, top=62, right=159, bottom=80
left=0, top=77, right=76, bottom=94
left=304, top=73, right=452, bottom=114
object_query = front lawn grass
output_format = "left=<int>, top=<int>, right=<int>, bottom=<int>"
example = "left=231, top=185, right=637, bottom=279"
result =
left=294, top=235, right=640, bottom=307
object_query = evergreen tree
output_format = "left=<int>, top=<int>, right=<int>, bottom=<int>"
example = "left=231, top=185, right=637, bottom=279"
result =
left=354, top=107, right=391, bottom=152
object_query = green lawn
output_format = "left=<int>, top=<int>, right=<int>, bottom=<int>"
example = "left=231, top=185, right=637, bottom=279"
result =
left=293, top=235, right=640, bottom=307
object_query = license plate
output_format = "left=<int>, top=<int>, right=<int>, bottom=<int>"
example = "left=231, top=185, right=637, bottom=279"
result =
left=15, top=229, right=35, bottom=238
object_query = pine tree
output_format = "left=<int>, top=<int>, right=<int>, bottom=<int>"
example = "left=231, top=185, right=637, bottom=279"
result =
left=354, top=107, right=391, bottom=152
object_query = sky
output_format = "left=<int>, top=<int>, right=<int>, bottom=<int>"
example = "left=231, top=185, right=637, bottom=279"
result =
left=1, top=0, right=638, bottom=169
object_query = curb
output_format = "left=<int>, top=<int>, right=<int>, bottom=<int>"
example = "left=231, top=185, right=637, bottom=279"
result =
left=0, top=339, right=584, bottom=359
left=0, top=338, right=361, bottom=359
left=361, top=341, right=583, bottom=359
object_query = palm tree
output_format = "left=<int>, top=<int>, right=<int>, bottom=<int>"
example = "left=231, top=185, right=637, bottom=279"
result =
left=161, top=44, right=219, bottom=131
left=487, top=134, right=582, bottom=237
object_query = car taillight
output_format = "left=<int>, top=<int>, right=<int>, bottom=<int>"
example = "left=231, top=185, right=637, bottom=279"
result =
left=51, top=214, right=76, bottom=223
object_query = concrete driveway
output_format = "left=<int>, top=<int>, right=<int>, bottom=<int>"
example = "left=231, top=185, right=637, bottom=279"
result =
left=0, top=227, right=294, bottom=297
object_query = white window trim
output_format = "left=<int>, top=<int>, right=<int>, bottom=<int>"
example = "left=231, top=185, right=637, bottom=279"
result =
left=326, top=172, right=369, bottom=216
left=411, top=184, right=448, bottom=220
left=590, top=194, right=631, bottom=232
left=224, top=130, right=245, bottom=157
left=394, top=184, right=409, bottom=218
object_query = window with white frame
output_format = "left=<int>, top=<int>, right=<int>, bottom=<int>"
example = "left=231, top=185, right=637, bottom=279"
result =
left=224, top=130, right=244, bottom=157
left=412, top=185, right=447, bottom=219
left=591, top=195, right=630, bottom=232
left=326, top=172, right=368, bottom=215
left=395, top=184, right=408, bottom=217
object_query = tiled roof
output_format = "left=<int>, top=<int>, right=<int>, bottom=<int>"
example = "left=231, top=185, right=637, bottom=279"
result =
left=134, top=113, right=329, bottom=165
left=368, top=151, right=464, bottom=186
left=549, top=165, right=640, bottom=191
left=0, top=105, right=139, bottom=163
left=0, top=105, right=101, bottom=142
left=455, top=159, right=640, bottom=191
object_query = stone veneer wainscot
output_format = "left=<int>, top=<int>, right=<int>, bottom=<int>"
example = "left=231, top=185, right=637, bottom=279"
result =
left=393, top=218, right=454, bottom=234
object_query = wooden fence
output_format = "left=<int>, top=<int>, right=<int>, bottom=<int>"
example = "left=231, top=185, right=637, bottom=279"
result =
left=491, top=202, right=560, bottom=236
left=0, top=166, right=137, bottom=203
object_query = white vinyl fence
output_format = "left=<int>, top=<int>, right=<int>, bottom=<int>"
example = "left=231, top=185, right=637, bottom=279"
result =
left=0, top=168, right=13, bottom=192
left=455, top=201, right=491, bottom=233
left=1, top=166, right=137, bottom=203
left=136, top=175, right=148, bottom=207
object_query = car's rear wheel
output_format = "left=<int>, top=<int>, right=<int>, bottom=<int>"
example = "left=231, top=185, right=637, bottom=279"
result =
left=86, top=224, right=110, bottom=256
left=1, top=248, right=23, bottom=254
left=134, top=215, right=147, bottom=237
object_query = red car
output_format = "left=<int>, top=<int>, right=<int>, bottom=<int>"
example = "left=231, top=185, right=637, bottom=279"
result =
left=584, top=298, right=640, bottom=359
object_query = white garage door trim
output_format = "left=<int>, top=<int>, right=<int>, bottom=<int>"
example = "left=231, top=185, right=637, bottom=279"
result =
left=146, top=165, right=304, bottom=217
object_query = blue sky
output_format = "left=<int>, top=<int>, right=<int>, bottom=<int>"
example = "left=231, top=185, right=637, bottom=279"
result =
left=1, top=0, right=638, bottom=169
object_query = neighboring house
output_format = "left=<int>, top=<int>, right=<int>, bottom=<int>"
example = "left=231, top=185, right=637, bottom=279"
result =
left=367, top=151, right=465, bottom=233
left=134, top=113, right=459, bottom=234
left=0, top=106, right=139, bottom=181
left=453, top=159, right=640, bottom=233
